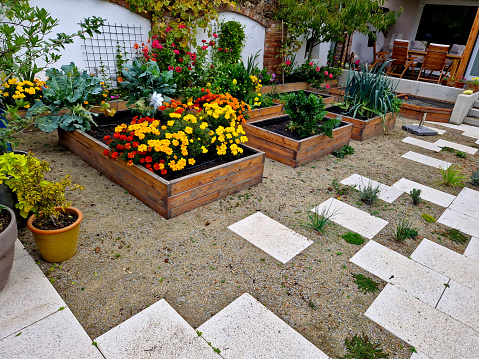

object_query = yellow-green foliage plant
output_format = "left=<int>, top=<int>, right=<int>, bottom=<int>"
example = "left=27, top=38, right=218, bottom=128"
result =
left=6, top=154, right=83, bottom=224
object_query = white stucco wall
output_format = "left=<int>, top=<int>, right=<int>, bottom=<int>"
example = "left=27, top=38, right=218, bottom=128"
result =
left=195, top=11, right=266, bottom=69
left=293, top=36, right=332, bottom=67
left=350, top=31, right=386, bottom=63
left=29, top=0, right=151, bottom=74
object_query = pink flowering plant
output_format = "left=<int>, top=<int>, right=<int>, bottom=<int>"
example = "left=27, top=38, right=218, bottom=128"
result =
left=285, top=61, right=342, bottom=89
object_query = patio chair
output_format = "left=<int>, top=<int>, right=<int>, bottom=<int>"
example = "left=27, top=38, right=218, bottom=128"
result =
left=416, top=43, right=449, bottom=83
left=410, top=40, right=427, bottom=64
left=370, top=40, right=389, bottom=68
left=386, top=40, right=417, bottom=79
left=442, top=44, right=466, bottom=79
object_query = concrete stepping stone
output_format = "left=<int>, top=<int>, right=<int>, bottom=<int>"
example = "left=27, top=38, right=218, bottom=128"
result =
left=410, top=353, right=433, bottom=359
left=402, top=137, right=442, bottom=152
left=0, top=255, right=66, bottom=340
left=13, top=239, right=28, bottom=260
left=95, top=299, right=220, bottom=359
left=340, top=174, right=403, bottom=203
left=0, top=308, right=103, bottom=359
left=436, top=280, right=479, bottom=332
left=197, top=293, right=329, bottom=359
left=449, top=187, right=479, bottom=219
left=438, top=208, right=479, bottom=238
left=311, top=198, right=388, bottom=239
left=391, top=178, right=455, bottom=207
left=401, top=151, right=452, bottom=169
left=365, top=284, right=479, bottom=359
left=464, top=237, right=479, bottom=262
left=434, top=139, right=478, bottom=155
left=411, top=239, right=479, bottom=291
left=350, top=241, right=448, bottom=306
left=228, top=212, right=313, bottom=264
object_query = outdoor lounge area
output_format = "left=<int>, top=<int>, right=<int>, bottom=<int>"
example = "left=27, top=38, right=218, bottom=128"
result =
left=1, top=1, right=479, bottom=359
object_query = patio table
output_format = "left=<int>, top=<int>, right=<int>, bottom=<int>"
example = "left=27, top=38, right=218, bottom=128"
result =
left=409, top=49, right=463, bottom=79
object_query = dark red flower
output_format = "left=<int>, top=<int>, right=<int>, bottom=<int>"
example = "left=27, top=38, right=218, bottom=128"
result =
left=103, top=135, right=111, bottom=141
left=145, top=156, right=153, bottom=163
left=103, top=149, right=110, bottom=156
left=175, top=66, right=181, bottom=73
left=178, top=58, right=184, bottom=63
left=113, top=133, right=120, bottom=139
left=111, top=152, right=119, bottom=159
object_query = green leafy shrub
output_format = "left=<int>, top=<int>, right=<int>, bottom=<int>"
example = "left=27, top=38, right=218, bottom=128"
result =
left=396, top=217, right=418, bottom=241
left=471, top=170, right=479, bottom=186
left=214, top=21, right=245, bottom=64
left=410, top=188, right=421, bottom=205
left=283, top=90, right=339, bottom=138
left=332, top=145, right=355, bottom=158
left=339, top=334, right=389, bottom=359
left=342, top=232, right=364, bottom=245
left=359, top=181, right=381, bottom=205
left=422, top=213, right=436, bottom=223
left=456, top=151, right=466, bottom=158
left=302, top=206, right=336, bottom=233
left=439, top=165, right=466, bottom=187
left=441, top=146, right=455, bottom=153
left=353, top=274, right=379, bottom=294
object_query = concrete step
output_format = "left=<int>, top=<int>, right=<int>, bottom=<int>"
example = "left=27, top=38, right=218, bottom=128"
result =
left=463, top=116, right=479, bottom=127
left=467, top=107, right=479, bottom=118
left=474, top=100, right=479, bottom=108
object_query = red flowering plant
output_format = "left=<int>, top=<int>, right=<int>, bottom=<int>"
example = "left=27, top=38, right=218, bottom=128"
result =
left=103, top=93, right=249, bottom=177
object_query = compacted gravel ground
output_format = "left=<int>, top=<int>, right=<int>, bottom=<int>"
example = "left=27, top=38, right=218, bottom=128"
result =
left=16, top=115, right=479, bottom=358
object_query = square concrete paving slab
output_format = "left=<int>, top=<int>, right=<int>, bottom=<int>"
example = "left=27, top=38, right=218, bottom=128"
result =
left=0, top=308, right=103, bottom=359
left=438, top=208, right=479, bottom=238
left=228, top=212, right=313, bottom=264
left=311, top=198, right=389, bottom=239
left=411, top=239, right=479, bottom=291
left=350, top=240, right=448, bottom=306
left=434, top=139, right=478, bottom=155
left=410, top=353, right=433, bottom=359
left=0, top=254, right=66, bottom=340
left=13, top=239, right=28, bottom=260
left=402, top=137, right=442, bottom=152
left=365, top=284, right=479, bottom=359
left=391, top=178, right=455, bottom=207
left=448, top=187, right=479, bottom=219
left=464, top=237, right=479, bottom=262
left=436, top=280, right=479, bottom=332
left=95, top=299, right=220, bottom=359
left=401, top=151, right=452, bottom=169
left=197, top=293, right=329, bottom=359
left=340, top=174, right=403, bottom=203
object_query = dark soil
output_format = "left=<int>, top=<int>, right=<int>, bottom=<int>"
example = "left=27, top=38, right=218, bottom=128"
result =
left=257, top=115, right=345, bottom=140
left=86, top=111, right=258, bottom=181
left=401, top=95, right=454, bottom=110
left=32, top=212, right=78, bottom=230
left=325, top=106, right=371, bottom=121
left=0, top=209, right=11, bottom=234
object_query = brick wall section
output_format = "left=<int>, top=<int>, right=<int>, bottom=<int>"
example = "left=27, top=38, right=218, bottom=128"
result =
left=333, top=34, right=353, bottom=66
left=105, top=0, right=152, bottom=20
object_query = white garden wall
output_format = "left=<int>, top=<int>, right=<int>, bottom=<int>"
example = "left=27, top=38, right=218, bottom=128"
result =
left=29, top=0, right=151, bottom=75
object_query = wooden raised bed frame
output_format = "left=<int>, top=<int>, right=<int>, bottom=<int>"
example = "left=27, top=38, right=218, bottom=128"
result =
left=325, top=109, right=396, bottom=141
left=243, top=115, right=353, bottom=168
left=261, top=82, right=335, bottom=104
left=58, top=129, right=265, bottom=219
left=398, top=95, right=453, bottom=123
left=246, top=103, right=283, bottom=122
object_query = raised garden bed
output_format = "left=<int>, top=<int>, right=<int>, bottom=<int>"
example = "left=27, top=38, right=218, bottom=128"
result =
left=243, top=115, right=353, bottom=168
left=246, top=103, right=284, bottom=122
left=58, top=112, right=265, bottom=219
left=325, top=106, right=396, bottom=141
left=261, top=82, right=335, bottom=104
left=398, top=94, right=454, bottom=123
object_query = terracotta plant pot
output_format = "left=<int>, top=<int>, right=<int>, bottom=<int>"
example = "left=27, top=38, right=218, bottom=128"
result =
left=27, top=207, right=82, bottom=263
left=0, top=206, right=17, bottom=292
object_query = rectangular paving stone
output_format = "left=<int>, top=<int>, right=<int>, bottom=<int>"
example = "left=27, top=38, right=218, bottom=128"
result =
left=402, top=137, right=442, bottom=152
left=411, top=239, right=479, bottom=291
left=0, top=308, right=103, bottom=359
left=197, top=293, right=329, bottom=359
left=340, top=174, right=403, bottom=203
left=13, top=239, right=28, bottom=260
left=438, top=208, right=479, bottom=238
left=228, top=212, right=313, bottom=264
left=391, top=178, right=455, bottom=207
left=95, top=299, right=219, bottom=359
left=311, top=198, right=388, bottom=239
left=449, top=187, right=479, bottom=220
left=436, top=280, right=479, bottom=332
left=401, top=151, right=452, bottom=169
left=350, top=240, right=448, bottom=306
left=434, top=139, right=478, bottom=155
left=0, top=255, right=65, bottom=340
left=410, top=353, right=433, bottom=359
left=464, top=237, right=479, bottom=262
left=365, top=284, right=479, bottom=359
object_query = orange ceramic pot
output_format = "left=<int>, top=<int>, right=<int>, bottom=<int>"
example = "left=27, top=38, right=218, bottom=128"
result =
left=27, top=207, right=82, bottom=263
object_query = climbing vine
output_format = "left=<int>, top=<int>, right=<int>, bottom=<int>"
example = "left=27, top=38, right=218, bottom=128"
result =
left=215, top=21, right=246, bottom=64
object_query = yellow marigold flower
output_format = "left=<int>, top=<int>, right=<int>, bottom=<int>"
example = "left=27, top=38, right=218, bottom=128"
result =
left=232, top=79, right=237, bottom=85
left=200, top=122, right=208, bottom=130
left=184, top=126, right=193, bottom=134
left=172, top=139, right=179, bottom=146
left=188, top=158, right=195, bottom=165
left=167, top=120, right=175, bottom=126
left=138, top=144, right=148, bottom=152
left=4, top=84, right=9, bottom=88
left=211, top=136, right=216, bottom=143
left=201, top=146, right=208, bottom=153
left=240, top=136, right=248, bottom=143
left=84, top=100, right=88, bottom=105
left=3, top=92, right=8, bottom=97
left=24, top=104, right=30, bottom=109
left=254, top=97, right=259, bottom=102
left=103, top=93, right=107, bottom=97
left=258, top=93, right=262, bottom=97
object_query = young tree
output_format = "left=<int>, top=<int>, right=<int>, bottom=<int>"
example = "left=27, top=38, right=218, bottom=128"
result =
left=275, top=0, right=402, bottom=60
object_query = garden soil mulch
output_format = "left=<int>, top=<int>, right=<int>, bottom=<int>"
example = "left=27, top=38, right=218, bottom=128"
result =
left=16, top=115, right=479, bottom=358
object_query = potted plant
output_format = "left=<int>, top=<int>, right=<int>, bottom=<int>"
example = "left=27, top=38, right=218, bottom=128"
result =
left=0, top=204, right=17, bottom=292
left=465, top=77, right=479, bottom=93
left=6, top=153, right=83, bottom=262
left=243, top=90, right=352, bottom=167
left=326, top=63, right=401, bottom=141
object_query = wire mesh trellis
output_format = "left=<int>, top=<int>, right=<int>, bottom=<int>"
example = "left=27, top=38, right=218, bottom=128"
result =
left=81, top=22, right=143, bottom=88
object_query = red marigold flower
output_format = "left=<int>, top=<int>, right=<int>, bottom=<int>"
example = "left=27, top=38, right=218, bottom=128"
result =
left=116, top=144, right=123, bottom=150
left=188, top=67, right=192, bottom=71
left=218, top=48, right=222, bottom=51
left=178, top=58, right=184, bottom=63
left=126, top=136, right=133, bottom=141
left=132, top=142, right=139, bottom=148
left=175, top=66, right=181, bottom=73
left=113, top=133, right=120, bottom=139
left=139, top=158, right=145, bottom=163
left=128, top=152, right=135, bottom=159
left=160, top=159, right=165, bottom=164
left=111, top=152, right=119, bottom=159
left=120, top=135, right=127, bottom=141
left=213, top=33, right=218, bottom=38
left=202, top=39, right=206, bottom=43
left=159, top=105, right=166, bottom=111
left=134, top=43, right=139, bottom=49
left=127, top=160, right=134, bottom=166
left=161, top=169, right=167, bottom=175
left=103, top=149, right=110, bottom=156
left=153, top=163, right=160, bottom=170
left=145, top=163, right=152, bottom=169
left=209, top=41, right=215, bottom=46
left=145, top=156, right=153, bottom=163
left=125, top=143, right=131, bottom=149
left=103, top=135, right=111, bottom=141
